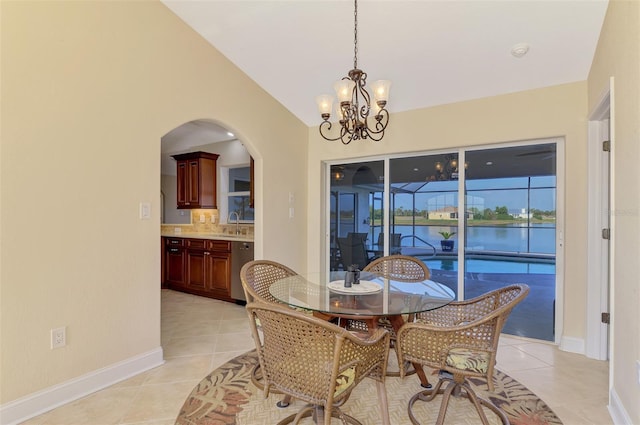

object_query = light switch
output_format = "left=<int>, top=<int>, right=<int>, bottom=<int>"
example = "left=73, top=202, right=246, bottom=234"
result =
left=289, top=207, right=294, bottom=218
left=139, top=202, right=151, bottom=220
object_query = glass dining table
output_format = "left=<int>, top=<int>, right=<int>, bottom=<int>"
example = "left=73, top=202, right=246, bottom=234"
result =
left=269, top=270, right=455, bottom=387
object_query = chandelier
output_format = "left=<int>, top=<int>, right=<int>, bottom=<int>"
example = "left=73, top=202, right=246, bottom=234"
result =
left=316, top=0, right=391, bottom=144
left=432, top=154, right=469, bottom=181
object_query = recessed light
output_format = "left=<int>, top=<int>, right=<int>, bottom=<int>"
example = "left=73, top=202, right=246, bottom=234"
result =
left=413, top=168, right=419, bottom=172
left=486, top=161, right=493, bottom=166
left=227, top=132, right=234, bottom=137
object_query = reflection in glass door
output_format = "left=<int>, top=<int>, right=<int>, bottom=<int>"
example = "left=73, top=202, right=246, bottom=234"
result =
left=329, top=161, right=384, bottom=271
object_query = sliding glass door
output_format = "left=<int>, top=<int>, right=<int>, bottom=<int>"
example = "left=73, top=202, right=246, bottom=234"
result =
left=464, top=144, right=557, bottom=340
left=325, top=141, right=558, bottom=341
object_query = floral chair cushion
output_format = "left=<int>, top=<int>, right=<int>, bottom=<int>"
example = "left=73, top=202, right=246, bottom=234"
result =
left=445, top=348, right=490, bottom=374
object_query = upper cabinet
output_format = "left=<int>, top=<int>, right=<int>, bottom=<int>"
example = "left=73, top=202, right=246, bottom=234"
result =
left=171, top=152, right=219, bottom=209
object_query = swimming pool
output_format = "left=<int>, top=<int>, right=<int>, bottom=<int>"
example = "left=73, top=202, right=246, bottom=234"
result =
left=424, top=257, right=556, bottom=274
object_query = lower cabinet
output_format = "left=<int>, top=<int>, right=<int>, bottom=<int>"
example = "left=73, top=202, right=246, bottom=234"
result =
left=165, top=238, right=186, bottom=287
left=164, top=237, right=232, bottom=301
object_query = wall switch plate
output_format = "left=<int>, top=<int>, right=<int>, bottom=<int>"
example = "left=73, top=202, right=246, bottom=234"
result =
left=289, top=192, right=295, bottom=204
left=289, top=207, right=294, bottom=218
left=199, top=214, right=205, bottom=223
left=51, top=327, right=66, bottom=349
left=139, top=202, right=151, bottom=219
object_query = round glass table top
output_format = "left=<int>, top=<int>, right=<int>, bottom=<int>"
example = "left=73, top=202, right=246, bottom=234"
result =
left=269, top=271, right=455, bottom=317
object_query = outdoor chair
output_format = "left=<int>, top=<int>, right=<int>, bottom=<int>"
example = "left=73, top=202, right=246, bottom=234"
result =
left=337, top=235, right=370, bottom=270
left=376, top=233, right=403, bottom=255
left=397, top=284, right=530, bottom=425
left=246, top=301, right=391, bottom=425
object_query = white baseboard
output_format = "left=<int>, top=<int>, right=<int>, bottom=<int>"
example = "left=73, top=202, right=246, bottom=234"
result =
left=0, top=347, right=164, bottom=425
left=559, top=336, right=585, bottom=354
left=608, top=387, right=633, bottom=425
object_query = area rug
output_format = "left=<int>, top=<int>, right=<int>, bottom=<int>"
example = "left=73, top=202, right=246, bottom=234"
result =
left=175, top=350, right=562, bottom=425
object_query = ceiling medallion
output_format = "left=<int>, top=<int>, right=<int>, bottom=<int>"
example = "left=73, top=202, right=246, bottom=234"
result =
left=316, top=0, right=391, bottom=145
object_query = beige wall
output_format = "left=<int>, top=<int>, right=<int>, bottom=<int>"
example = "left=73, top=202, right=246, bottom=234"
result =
left=0, top=0, right=307, bottom=404
left=308, top=82, right=588, bottom=342
left=588, top=0, right=640, bottom=423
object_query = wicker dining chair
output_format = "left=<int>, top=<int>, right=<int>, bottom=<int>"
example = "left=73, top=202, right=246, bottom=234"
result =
left=246, top=301, right=391, bottom=425
left=343, top=255, right=431, bottom=375
left=397, top=284, right=530, bottom=425
left=240, top=259, right=300, bottom=407
left=240, top=259, right=298, bottom=304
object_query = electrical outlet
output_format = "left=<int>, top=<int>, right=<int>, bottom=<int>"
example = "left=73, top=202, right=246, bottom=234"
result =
left=51, top=327, right=66, bottom=349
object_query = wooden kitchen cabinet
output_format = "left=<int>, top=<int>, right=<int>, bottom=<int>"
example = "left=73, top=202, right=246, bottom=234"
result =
left=166, top=237, right=232, bottom=301
left=171, top=151, right=219, bottom=209
left=164, top=237, right=185, bottom=287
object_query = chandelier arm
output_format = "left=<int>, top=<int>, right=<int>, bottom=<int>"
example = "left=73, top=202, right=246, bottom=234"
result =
left=363, top=109, right=390, bottom=134
left=319, top=120, right=347, bottom=142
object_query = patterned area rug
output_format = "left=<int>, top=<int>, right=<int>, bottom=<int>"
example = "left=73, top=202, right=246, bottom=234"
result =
left=175, top=350, right=562, bottom=425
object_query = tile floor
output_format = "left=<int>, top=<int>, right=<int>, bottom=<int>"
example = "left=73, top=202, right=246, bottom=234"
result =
left=21, top=289, right=613, bottom=425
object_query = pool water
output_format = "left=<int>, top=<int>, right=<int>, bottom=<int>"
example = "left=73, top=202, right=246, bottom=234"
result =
left=425, top=258, right=556, bottom=274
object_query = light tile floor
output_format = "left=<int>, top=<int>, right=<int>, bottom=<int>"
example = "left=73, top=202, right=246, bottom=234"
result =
left=21, top=289, right=613, bottom=425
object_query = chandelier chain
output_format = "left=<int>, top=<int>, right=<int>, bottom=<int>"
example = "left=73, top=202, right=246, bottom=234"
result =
left=353, top=0, right=358, bottom=69
left=317, top=0, right=389, bottom=144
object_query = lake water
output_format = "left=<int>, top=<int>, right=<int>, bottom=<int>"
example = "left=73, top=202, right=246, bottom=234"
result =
left=387, top=224, right=556, bottom=254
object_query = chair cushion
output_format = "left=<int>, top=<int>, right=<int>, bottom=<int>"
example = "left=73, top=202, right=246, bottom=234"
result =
left=445, top=348, right=490, bottom=374
left=334, top=366, right=356, bottom=397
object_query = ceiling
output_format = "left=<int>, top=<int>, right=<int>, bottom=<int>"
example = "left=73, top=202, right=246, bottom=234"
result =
left=161, top=0, right=608, bottom=127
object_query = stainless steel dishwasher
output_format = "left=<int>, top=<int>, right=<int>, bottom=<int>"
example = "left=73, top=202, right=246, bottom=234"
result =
left=230, top=241, right=254, bottom=302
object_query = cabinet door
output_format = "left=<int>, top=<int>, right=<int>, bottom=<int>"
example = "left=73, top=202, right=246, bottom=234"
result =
left=186, top=249, right=207, bottom=291
left=166, top=247, right=185, bottom=285
left=208, top=253, right=231, bottom=294
left=176, top=161, right=189, bottom=207
left=187, top=160, right=200, bottom=205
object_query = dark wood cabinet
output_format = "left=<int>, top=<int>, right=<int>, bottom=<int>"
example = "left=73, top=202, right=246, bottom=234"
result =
left=164, top=237, right=232, bottom=301
left=171, top=151, right=219, bottom=209
left=164, top=237, right=185, bottom=286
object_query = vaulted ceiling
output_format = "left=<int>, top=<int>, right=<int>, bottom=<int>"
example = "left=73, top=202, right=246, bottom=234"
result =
left=162, top=0, right=608, bottom=127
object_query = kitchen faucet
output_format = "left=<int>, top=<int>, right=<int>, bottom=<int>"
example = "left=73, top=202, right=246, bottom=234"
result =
left=229, top=211, right=241, bottom=235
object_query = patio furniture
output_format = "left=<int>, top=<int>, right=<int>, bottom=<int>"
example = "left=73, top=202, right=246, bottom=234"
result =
left=337, top=234, right=370, bottom=270
left=376, top=233, right=402, bottom=255
left=397, top=284, right=530, bottom=425
left=246, top=301, right=392, bottom=425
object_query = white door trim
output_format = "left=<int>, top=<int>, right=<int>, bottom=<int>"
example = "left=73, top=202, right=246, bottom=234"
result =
left=586, top=78, right=613, bottom=361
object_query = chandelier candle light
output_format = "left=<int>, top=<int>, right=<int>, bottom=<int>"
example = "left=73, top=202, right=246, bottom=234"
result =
left=316, top=0, right=391, bottom=144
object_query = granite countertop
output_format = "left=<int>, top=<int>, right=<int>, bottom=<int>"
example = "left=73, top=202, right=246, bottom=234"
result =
left=161, top=231, right=253, bottom=243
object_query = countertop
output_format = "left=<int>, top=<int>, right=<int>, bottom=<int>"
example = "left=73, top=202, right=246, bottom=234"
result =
left=161, top=231, right=254, bottom=243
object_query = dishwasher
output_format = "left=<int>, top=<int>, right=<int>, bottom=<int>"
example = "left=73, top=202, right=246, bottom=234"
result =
left=230, top=241, right=254, bottom=303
